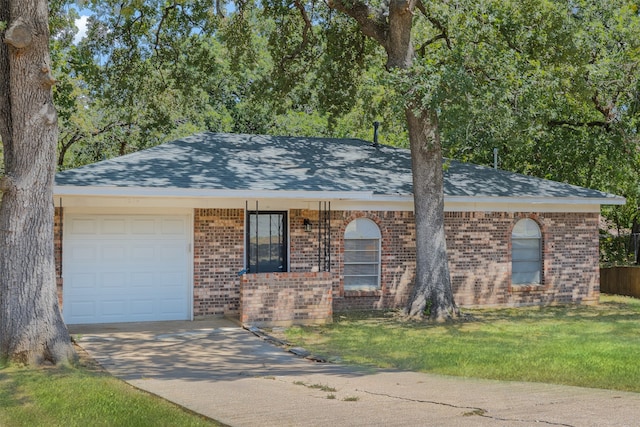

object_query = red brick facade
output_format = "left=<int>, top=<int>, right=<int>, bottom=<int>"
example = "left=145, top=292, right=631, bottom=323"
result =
left=55, top=207, right=600, bottom=324
left=193, top=208, right=245, bottom=316
left=240, top=272, right=333, bottom=326
left=446, top=211, right=600, bottom=307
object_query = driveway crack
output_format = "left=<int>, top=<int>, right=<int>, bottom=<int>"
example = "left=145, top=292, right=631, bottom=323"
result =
left=356, top=389, right=575, bottom=427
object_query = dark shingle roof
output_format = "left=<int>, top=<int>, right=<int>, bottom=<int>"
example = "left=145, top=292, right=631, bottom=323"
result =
left=54, top=132, right=622, bottom=202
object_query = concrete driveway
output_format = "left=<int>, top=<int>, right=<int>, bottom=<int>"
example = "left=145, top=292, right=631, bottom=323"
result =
left=70, top=319, right=640, bottom=427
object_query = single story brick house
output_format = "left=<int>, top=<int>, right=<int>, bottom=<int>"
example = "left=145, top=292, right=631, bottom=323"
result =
left=53, top=132, right=624, bottom=325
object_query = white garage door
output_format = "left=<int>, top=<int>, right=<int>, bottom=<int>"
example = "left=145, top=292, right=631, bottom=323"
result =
left=63, top=214, right=191, bottom=324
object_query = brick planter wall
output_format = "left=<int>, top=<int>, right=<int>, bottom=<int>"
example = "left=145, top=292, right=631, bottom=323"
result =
left=240, top=272, right=333, bottom=326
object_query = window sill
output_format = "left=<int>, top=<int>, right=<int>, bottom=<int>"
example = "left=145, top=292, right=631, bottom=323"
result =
left=344, top=289, right=382, bottom=297
left=510, top=284, right=546, bottom=292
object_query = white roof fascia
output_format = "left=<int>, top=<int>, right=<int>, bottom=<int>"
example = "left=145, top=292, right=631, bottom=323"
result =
left=53, top=185, right=378, bottom=201
left=54, top=186, right=626, bottom=209
left=444, top=195, right=626, bottom=207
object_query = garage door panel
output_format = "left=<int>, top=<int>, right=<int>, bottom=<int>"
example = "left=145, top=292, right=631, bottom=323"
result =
left=129, top=299, right=154, bottom=315
left=69, top=245, right=98, bottom=261
left=102, top=219, right=127, bottom=234
left=64, top=214, right=191, bottom=324
left=131, top=272, right=155, bottom=288
left=103, top=245, right=127, bottom=261
left=131, top=219, right=157, bottom=235
left=162, top=218, right=187, bottom=234
left=102, top=300, right=127, bottom=316
left=70, top=218, right=99, bottom=234
left=132, top=245, right=156, bottom=261
left=102, top=272, right=128, bottom=288
left=159, top=299, right=187, bottom=316
left=69, top=301, right=96, bottom=318
left=68, top=273, right=96, bottom=290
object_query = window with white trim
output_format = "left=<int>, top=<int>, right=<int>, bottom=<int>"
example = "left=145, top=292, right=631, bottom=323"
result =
left=511, top=218, right=542, bottom=285
left=344, top=218, right=381, bottom=291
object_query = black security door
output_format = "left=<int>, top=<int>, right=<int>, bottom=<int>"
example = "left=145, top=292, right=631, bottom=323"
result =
left=247, top=211, right=287, bottom=273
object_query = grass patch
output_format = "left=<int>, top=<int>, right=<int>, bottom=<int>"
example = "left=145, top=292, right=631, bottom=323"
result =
left=293, top=381, right=337, bottom=393
left=0, top=352, right=221, bottom=427
left=285, top=295, right=640, bottom=392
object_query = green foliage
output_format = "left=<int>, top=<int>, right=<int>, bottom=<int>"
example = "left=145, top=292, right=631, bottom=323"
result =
left=286, top=295, right=640, bottom=392
left=48, top=0, right=640, bottom=236
left=390, top=0, right=640, bottom=232
left=599, top=231, right=636, bottom=267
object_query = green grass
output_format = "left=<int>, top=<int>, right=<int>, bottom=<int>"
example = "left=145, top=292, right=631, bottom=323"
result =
left=0, top=359, right=221, bottom=427
left=284, top=294, right=640, bottom=392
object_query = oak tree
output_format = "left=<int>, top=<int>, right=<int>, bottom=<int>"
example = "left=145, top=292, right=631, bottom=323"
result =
left=0, top=0, right=75, bottom=364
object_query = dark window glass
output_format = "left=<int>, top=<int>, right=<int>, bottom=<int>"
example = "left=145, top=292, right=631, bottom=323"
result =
left=247, top=211, right=287, bottom=273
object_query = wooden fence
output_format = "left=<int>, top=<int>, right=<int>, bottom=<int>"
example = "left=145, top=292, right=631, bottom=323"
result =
left=600, top=267, right=640, bottom=298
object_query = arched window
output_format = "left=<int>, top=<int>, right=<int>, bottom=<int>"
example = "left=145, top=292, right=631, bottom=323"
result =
left=344, top=218, right=381, bottom=291
left=511, top=218, right=542, bottom=285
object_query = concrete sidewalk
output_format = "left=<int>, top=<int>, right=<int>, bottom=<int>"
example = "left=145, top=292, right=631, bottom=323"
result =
left=70, top=319, right=640, bottom=427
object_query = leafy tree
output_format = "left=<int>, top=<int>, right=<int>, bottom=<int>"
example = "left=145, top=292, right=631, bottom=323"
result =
left=0, top=0, right=76, bottom=364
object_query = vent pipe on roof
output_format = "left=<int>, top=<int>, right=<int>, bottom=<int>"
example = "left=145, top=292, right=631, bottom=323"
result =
left=493, top=148, right=498, bottom=169
left=373, top=121, right=380, bottom=144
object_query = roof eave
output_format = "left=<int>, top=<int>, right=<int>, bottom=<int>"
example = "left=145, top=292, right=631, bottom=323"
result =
left=54, top=185, right=626, bottom=206
left=53, top=185, right=378, bottom=201
left=445, top=195, right=627, bottom=206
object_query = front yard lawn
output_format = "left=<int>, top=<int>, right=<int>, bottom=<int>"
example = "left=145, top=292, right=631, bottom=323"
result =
left=0, top=350, right=222, bottom=427
left=284, top=294, right=640, bottom=392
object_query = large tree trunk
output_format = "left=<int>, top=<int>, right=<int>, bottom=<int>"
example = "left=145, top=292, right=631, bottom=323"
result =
left=328, top=0, right=459, bottom=320
left=405, top=108, right=458, bottom=320
left=0, top=0, right=76, bottom=365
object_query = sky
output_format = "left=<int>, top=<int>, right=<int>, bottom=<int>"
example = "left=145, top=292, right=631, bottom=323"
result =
left=73, top=13, right=90, bottom=44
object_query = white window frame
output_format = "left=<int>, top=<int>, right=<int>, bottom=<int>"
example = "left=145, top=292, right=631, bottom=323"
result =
left=343, top=218, right=381, bottom=291
left=511, top=218, right=542, bottom=285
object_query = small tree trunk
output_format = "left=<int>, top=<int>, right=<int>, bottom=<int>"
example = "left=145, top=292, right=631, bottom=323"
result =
left=405, top=107, right=458, bottom=321
left=0, top=0, right=76, bottom=365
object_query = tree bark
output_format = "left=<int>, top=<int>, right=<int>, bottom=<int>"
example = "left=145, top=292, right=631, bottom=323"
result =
left=405, top=108, right=458, bottom=320
left=0, top=0, right=76, bottom=365
left=328, top=0, right=458, bottom=320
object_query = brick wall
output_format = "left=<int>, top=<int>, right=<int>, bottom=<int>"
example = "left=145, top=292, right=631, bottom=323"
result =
left=240, top=272, right=333, bottom=326
left=332, top=210, right=416, bottom=311
left=445, top=211, right=600, bottom=307
left=332, top=210, right=600, bottom=311
left=193, top=208, right=245, bottom=317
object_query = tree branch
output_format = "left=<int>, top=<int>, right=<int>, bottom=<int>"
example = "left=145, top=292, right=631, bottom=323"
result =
left=279, top=0, right=315, bottom=68
left=415, top=0, right=451, bottom=52
left=547, top=119, right=611, bottom=130
left=592, top=90, right=617, bottom=123
left=327, top=0, right=388, bottom=47
left=153, top=2, right=178, bottom=54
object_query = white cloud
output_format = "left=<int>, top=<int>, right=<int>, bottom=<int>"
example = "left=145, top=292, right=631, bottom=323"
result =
left=74, top=15, right=89, bottom=44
